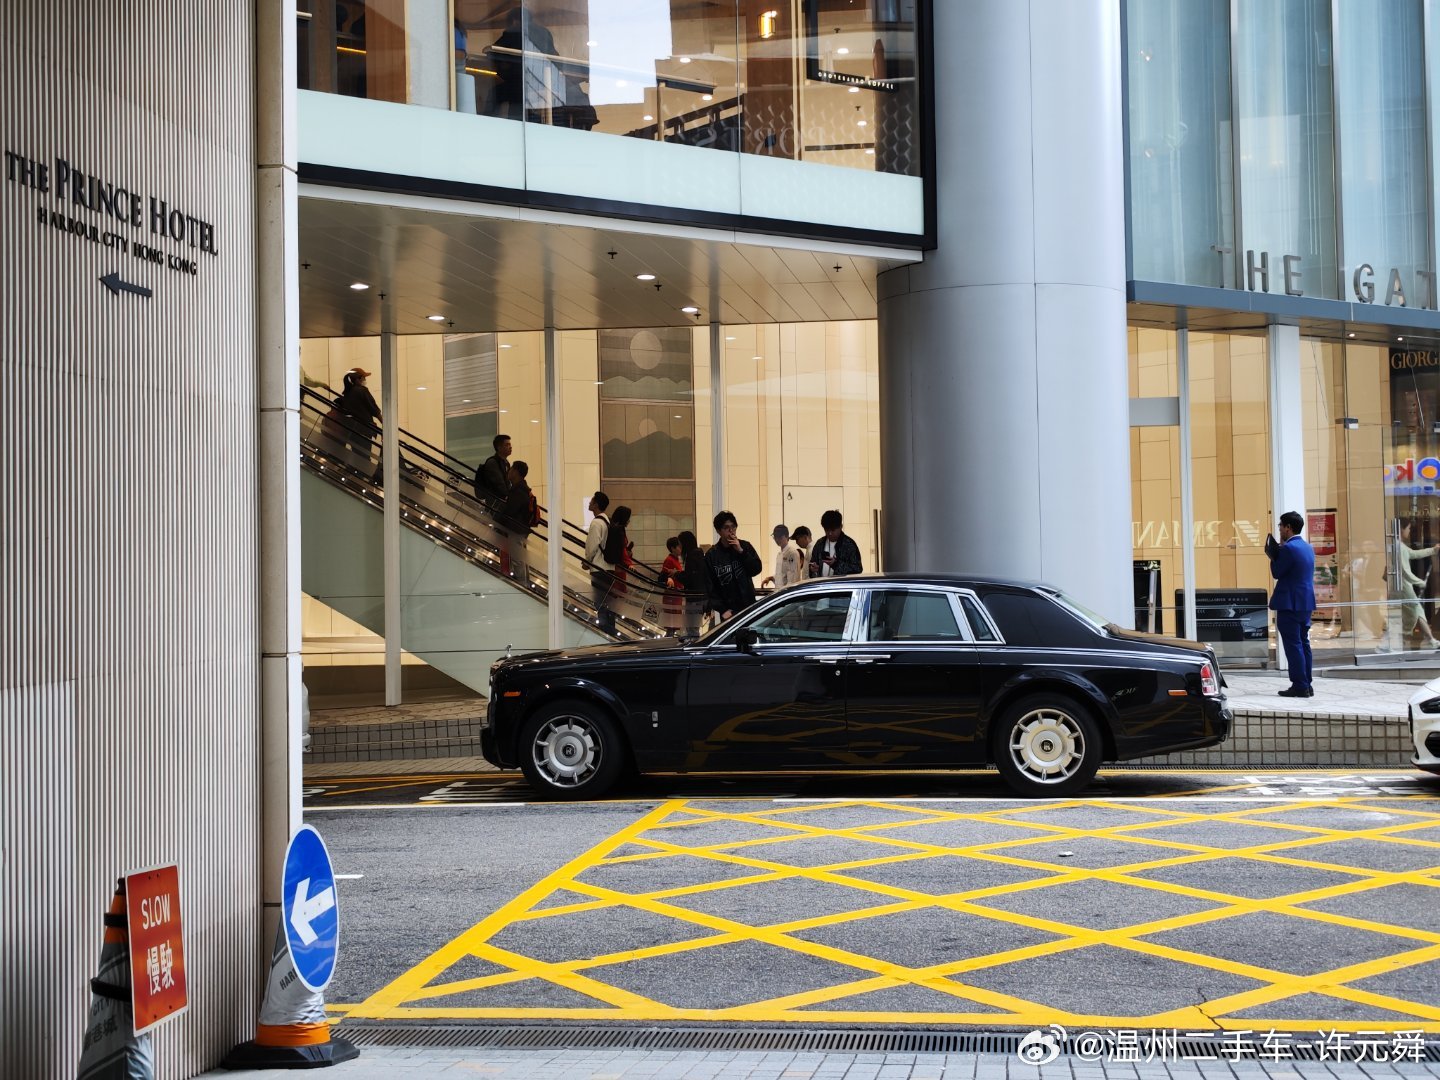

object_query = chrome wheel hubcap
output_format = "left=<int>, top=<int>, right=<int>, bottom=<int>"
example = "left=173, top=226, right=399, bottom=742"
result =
left=1009, top=709, right=1085, bottom=783
left=533, top=717, right=600, bottom=787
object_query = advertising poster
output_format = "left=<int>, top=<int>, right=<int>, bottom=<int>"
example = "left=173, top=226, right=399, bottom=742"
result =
left=1308, top=508, right=1337, bottom=616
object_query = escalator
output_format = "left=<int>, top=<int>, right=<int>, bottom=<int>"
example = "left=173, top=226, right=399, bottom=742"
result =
left=298, top=385, right=700, bottom=692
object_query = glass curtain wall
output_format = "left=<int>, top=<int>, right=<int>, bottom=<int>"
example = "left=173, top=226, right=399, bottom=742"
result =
left=1126, top=0, right=1235, bottom=287
left=298, top=0, right=922, bottom=176
left=1233, top=0, right=1338, bottom=299
left=1129, top=328, right=1184, bottom=635
left=1336, top=0, right=1432, bottom=308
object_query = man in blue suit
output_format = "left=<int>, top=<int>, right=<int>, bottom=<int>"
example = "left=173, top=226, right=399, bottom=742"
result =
left=1267, top=510, right=1317, bottom=698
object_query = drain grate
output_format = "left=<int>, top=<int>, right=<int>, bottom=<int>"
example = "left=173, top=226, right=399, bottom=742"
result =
left=334, top=1023, right=1440, bottom=1061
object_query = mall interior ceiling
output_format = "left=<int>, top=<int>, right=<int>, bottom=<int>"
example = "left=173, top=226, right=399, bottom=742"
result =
left=298, top=190, right=920, bottom=337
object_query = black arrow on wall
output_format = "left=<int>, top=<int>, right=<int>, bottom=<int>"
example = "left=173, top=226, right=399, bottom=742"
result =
left=100, top=272, right=152, bottom=299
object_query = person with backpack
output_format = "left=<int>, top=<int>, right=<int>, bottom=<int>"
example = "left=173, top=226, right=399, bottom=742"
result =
left=474, top=433, right=512, bottom=515
left=498, top=460, right=540, bottom=581
left=337, top=367, right=382, bottom=476
left=583, top=491, right=618, bottom=634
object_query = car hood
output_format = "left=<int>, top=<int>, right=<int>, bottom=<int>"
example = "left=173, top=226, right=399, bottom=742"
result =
left=498, top=636, right=688, bottom=670
left=1106, top=626, right=1213, bottom=657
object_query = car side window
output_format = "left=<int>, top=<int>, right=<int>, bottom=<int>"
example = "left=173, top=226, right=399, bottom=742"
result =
left=743, top=592, right=854, bottom=644
left=866, top=590, right=963, bottom=642
left=958, top=595, right=999, bottom=642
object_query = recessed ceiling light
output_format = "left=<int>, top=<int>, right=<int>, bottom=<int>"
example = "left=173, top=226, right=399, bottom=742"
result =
left=857, top=119, right=868, bottom=127
left=681, top=305, right=700, bottom=314
left=462, top=398, right=471, bottom=403
left=499, top=409, right=508, bottom=413
left=1347, top=332, right=1356, bottom=338
left=674, top=414, right=683, bottom=419
left=836, top=47, right=850, bottom=55
left=865, top=148, right=875, bottom=155
left=725, top=335, right=735, bottom=341
left=752, top=355, right=762, bottom=360
left=636, top=273, right=656, bottom=281
left=702, top=94, right=713, bottom=101
left=427, top=314, right=445, bottom=322
left=643, top=114, right=654, bottom=121
left=416, top=386, right=428, bottom=391
left=530, top=418, right=540, bottom=423
left=500, top=343, right=513, bottom=349
left=679, top=56, right=691, bottom=63
left=848, top=86, right=860, bottom=93
left=349, top=282, right=369, bottom=290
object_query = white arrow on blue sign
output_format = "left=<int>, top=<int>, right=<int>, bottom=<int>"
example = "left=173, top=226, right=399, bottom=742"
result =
left=281, top=824, right=340, bottom=992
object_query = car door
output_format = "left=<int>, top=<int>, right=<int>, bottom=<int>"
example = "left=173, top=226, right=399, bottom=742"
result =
left=842, top=587, right=988, bottom=766
left=682, top=589, right=858, bottom=769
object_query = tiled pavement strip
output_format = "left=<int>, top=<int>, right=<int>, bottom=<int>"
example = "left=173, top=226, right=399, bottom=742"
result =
left=212, top=1044, right=1440, bottom=1078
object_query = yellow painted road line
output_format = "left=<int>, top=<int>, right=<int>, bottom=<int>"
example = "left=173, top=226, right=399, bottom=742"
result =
left=346, top=796, right=1440, bottom=1030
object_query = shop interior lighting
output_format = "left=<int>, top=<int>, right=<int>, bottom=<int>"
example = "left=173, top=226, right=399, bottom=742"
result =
left=1338, top=417, right=1360, bottom=430
left=416, top=386, right=428, bottom=391
left=500, top=343, right=513, bottom=349
left=427, top=314, right=445, bottom=322
left=349, top=282, right=369, bottom=290
left=643, top=115, right=654, bottom=122
left=725, top=335, right=735, bottom=341
left=636, top=273, right=656, bottom=281
left=759, top=10, right=779, bottom=39
left=679, top=56, right=691, bottom=63
left=681, top=305, right=700, bottom=314
left=1347, top=332, right=1356, bottom=338
left=702, top=94, right=713, bottom=101
left=836, top=46, right=850, bottom=55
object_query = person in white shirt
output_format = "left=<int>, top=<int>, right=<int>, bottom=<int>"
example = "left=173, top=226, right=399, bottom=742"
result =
left=761, top=524, right=804, bottom=590
left=583, top=490, right=617, bottom=634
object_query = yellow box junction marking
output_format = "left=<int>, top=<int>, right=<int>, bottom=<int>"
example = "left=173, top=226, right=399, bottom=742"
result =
left=350, top=796, right=1440, bottom=1031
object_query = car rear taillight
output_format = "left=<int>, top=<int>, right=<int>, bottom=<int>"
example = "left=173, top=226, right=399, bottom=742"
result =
left=1199, top=662, right=1220, bottom=698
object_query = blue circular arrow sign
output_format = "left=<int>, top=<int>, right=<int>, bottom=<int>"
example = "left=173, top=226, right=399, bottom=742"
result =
left=281, top=825, right=340, bottom=992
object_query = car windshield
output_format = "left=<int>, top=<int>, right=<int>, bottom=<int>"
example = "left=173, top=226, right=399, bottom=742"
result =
left=1043, top=589, right=1114, bottom=634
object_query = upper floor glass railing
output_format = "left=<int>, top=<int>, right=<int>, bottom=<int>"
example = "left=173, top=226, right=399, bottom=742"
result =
left=295, top=0, right=922, bottom=181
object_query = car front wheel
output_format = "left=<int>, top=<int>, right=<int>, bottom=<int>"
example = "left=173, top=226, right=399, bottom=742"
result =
left=992, top=694, right=1102, bottom=797
left=519, top=701, right=626, bottom=800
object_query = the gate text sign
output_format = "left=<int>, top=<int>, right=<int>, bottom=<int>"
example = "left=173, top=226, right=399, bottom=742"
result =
left=1236, top=248, right=1435, bottom=310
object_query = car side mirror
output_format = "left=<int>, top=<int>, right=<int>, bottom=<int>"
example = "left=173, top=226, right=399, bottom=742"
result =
left=732, top=627, right=759, bottom=653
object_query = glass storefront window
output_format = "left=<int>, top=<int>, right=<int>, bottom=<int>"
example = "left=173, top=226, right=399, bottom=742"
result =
left=1129, top=328, right=1183, bottom=636
left=1336, top=0, right=1432, bottom=308
left=299, top=1, right=921, bottom=176
left=1233, top=0, right=1338, bottom=299
left=1126, top=0, right=1235, bottom=287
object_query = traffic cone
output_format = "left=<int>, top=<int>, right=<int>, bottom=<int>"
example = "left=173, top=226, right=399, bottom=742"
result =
left=77, top=881, right=155, bottom=1079
left=221, top=923, right=358, bottom=1069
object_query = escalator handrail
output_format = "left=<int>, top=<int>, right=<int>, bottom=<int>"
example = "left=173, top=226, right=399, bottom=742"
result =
left=301, top=382, right=677, bottom=587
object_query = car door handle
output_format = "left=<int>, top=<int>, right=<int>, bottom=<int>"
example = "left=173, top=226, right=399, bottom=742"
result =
left=805, top=655, right=843, bottom=664
left=850, top=655, right=890, bottom=664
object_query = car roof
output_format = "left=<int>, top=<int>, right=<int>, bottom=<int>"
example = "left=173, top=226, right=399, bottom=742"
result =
left=785, top=572, right=1052, bottom=592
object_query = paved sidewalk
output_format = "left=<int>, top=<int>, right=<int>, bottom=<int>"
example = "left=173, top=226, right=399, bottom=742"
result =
left=1224, top=671, right=1417, bottom=720
left=212, top=1045, right=1440, bottom=1079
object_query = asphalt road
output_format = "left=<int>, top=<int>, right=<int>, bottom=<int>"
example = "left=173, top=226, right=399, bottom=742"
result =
left=309, top=770, right=1440, bottom=1035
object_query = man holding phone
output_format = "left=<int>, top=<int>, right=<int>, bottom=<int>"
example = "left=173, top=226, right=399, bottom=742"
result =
left=704, top=510, right=763, bottom=621
left=811, top=509, right=863, bottom=578
left=1267, top=510, right=1316, bottom=697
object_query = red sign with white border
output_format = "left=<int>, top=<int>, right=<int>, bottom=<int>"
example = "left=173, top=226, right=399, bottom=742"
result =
left=125, top=865, right=188, bottom=1034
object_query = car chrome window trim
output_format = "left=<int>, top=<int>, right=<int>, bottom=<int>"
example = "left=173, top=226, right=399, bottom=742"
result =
left=955, top=589, right=1005, bottom=644
left=855, top=583, right=975, bottom=646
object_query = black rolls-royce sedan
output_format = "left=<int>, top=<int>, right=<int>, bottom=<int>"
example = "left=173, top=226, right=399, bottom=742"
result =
left=482, top=575, right=1231, bottom=798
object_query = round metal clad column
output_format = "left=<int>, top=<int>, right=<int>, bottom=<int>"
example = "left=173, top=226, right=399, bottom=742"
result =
left=879, top=0, right=1132, bottom=621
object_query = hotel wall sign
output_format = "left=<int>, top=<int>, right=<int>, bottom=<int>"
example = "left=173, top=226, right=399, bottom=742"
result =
left=4, top=147, right=219, bottom=299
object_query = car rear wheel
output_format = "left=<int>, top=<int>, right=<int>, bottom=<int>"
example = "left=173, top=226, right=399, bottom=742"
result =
left=992, top=694, right=1102, bottom=797
left=519, top=701, right=626, bottom=800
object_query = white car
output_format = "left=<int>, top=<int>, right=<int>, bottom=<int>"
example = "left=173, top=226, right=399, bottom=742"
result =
left=1406, top=679, right=1440, bottom=774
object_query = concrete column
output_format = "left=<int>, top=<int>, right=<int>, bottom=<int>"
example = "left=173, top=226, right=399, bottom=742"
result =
left=544, top=326, right=564, bottom=647
left=256, top=0, right=301, bottom=947
left=381, top=332, right=401, bottom=704
left=877, top=0, right=1132, bottom=621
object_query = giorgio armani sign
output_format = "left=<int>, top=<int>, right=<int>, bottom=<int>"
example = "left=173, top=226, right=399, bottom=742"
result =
left=5, top=147, right=219, bottom=292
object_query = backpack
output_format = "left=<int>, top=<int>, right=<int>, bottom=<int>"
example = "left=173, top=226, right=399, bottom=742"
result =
left=527, top=490, right=541, bottom=528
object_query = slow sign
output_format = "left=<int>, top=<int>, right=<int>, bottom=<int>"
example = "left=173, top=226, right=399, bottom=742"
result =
left=124, top=865, right=188, bottom=1034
